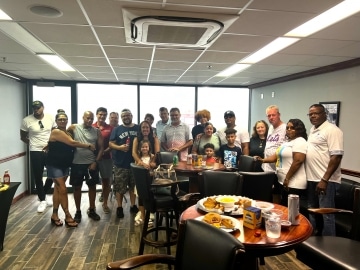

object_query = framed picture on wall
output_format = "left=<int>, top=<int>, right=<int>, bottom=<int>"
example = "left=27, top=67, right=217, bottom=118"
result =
left=319, top=101, right=340, bottom=126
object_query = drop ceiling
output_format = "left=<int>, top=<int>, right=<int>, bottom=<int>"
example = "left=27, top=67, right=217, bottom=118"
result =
left=0, top=0, right=359, bottom=86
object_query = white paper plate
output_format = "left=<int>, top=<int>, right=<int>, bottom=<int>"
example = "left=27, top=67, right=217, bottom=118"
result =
left=254, top=201, right=274, bottom=212
left=196, top=195, right=254, bottom=215
left=195, top=215, right=240, bottom=232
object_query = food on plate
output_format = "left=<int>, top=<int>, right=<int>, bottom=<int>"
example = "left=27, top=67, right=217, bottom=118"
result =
left=235, top=197, right=252, bottom=208
left=203, top=197, right=217, bottom=209
left=203, top=213, right=235, bottom=229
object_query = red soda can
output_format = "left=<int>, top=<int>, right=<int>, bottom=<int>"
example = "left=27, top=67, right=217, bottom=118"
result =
left=288, top=194, right=300, bottom=225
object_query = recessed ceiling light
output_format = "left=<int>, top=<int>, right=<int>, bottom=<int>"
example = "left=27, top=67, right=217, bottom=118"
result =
left=29, top=5, right=63, bottom=18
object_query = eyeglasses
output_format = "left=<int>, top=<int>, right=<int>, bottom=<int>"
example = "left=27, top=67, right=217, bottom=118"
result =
left=307, top=112, right=324, bottom=117
left=286, top=126, right=295, bottom=130
left=38, top=121, right=44, bottom=129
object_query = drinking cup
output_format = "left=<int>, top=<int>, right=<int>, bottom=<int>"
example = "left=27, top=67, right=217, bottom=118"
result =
left=264, top=209, right=283, bottom=238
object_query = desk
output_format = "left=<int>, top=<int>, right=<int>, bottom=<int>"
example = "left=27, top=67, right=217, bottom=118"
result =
left=180, top=204, right=312, bottom=269
left=0, top=182, right=20, bottom=251
left=174, top=161, right=225, bottom=193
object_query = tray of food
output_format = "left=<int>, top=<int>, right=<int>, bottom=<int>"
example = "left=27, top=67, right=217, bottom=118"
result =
left=195, top=213, right=240, bottom=232
left=196, top=195, right=254, bottom=215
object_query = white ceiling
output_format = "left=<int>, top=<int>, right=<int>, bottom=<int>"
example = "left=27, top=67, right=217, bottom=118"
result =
left=0, top=0, right=359, bottom=86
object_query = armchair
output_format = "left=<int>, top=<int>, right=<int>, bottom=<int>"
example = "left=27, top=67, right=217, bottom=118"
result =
left=107, top=219, right=245, bottom=270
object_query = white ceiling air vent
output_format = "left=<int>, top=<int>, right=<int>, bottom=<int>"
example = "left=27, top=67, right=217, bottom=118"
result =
left=123, top=8, right=238, bottom=48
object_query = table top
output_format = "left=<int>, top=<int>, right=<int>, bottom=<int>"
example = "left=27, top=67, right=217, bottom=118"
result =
left=174, top=161, right=225, bottom=174
left=180, top=203, right=313, bottom=257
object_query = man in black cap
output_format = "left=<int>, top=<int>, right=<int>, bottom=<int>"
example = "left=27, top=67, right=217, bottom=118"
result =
left=217, top=110, right=250, bottom=155
left=20, top=100, right=55, bottom=213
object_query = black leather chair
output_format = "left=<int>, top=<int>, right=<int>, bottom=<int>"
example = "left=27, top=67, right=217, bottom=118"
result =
left=157, top=151, right=178, bottom=164
left=202, top=170, right=242, bottom=196
left=295, top=187, right=360, bottom=270
left=130, top=163, right=180, bottom=255
left=107, top=219, right=245, bottom=270
left=238, top=155, right=256, bottom=172
left=238, top=171, right=275, bottom=202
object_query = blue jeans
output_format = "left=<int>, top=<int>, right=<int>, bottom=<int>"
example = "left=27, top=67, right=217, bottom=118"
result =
left=307, top=181, right=339, bottom=236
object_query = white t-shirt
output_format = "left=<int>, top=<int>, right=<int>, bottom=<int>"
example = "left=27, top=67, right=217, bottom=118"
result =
left=20, top=114, right=55, bottom=151
left=263, top=123, right=286, bottom=172
left=275, top=137, right=307, bottom=189
left=217, top=125, right=250, bottom=149
left=306, top=121, right=344, bottom=183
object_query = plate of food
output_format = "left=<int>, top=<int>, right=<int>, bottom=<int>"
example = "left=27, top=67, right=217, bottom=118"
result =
left=254, top=201, right=274, bottom=212
left=195, top=213, right=241, bottom=232
left=196, top=195, right=254, bottom=215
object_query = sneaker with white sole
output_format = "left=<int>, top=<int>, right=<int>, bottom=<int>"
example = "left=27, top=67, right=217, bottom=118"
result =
left=150, top=213, right=155, bottom=221
left=46, top=197, right=53, bottom=207
left=37, top=201, right=47, bottom=213
left=134, top=211, right=142, bottom=222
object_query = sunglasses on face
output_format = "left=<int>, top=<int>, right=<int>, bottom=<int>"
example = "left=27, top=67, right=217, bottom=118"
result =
left=38, top=121, right=44, bottom=129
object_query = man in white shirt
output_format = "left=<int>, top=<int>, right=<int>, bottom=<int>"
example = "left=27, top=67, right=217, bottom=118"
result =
left=306, top=104, right=343, bottom=236
left=156, top=107, right=170, bottom=151
left=217, top=110, right=250, bottom=155
left=20, top=101, right=55, bottom=213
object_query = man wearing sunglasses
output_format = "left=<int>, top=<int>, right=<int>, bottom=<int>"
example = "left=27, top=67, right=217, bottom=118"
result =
left=20, top=100, right=55, bottom=213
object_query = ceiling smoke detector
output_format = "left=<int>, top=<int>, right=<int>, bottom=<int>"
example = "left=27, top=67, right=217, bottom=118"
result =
left=123, top=8, right=238, bottom=48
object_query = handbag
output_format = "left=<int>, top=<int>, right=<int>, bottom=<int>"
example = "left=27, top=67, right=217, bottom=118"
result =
left=153, top=164, right=178, bottom=195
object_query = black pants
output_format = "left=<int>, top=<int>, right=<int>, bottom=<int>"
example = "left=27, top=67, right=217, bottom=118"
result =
left=30, top=151, right=53, bottom=201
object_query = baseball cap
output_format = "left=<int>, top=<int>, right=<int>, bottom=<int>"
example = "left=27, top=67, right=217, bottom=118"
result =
left=32, top=100, right=44, bottom=108
left=224, top=110, right=235, bottom=118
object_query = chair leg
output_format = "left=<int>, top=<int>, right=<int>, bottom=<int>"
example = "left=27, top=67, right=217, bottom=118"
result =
left=139, top=210, right=151, bottom=255
left=164, top=211, right=171, bottom=255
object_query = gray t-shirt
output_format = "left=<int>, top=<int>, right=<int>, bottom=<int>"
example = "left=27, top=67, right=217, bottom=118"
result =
left=73, top=124, right=99, bottom=164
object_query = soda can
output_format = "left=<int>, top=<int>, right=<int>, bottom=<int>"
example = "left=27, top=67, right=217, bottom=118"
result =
left=288, top=194, right=300, bottom=225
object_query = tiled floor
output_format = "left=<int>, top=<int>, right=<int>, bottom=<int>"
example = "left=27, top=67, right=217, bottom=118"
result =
left=0, top=192, right=311, bottom=270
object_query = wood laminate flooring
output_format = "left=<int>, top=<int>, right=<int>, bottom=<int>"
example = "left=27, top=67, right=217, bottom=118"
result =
left=0, top=192, right=311, bottom=270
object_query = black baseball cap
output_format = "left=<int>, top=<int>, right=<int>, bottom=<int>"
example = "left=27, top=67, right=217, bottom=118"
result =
left=32, top=100, right=44, bottom=108
left=224, top=110, right=235, bottom=118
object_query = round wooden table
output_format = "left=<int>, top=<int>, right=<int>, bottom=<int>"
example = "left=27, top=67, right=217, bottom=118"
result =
left=173, top=161, right=225, bottom=193
left=180, top=203, right=313, bottom=268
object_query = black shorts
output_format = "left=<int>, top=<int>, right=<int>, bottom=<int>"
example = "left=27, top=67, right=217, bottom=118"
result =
left=70, top=164, right=100, bottom=187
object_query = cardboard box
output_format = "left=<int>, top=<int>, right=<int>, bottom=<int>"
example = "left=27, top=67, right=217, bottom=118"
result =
left=243, top=206, right=262, bottom=229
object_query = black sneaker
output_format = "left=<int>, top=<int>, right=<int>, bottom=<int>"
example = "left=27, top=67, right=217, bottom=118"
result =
left=74, top=211, right=82, bottom=223
left=117, top=207, right=124, bottom=218
left=88, top=209, right=100, bottom=221
left=130, top=205, right=139, bottom=214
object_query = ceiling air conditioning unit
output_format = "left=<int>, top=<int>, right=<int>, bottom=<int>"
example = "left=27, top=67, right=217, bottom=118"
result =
left=122, top=8, right=238, bottom=48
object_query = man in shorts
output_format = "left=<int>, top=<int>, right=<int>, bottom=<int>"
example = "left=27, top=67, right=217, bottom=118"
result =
left=93, top=107, right=114, bottom=213
left=109, top=109, right=139, bottom=218
left=68, top=111, right=104, bottom=222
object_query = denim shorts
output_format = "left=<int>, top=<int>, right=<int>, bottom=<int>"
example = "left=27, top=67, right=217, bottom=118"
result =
left=47, top=165, right=69, bottom=179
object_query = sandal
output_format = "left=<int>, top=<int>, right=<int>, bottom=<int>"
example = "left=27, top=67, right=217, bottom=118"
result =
left=65, top=219, right=78, bottom=228
left=51, top=218, right=63, bottom=226
left=102, top=204, right=110, bottom=214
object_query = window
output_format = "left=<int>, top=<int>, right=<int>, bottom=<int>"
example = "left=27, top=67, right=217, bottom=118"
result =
left=77, top=84, right=137, bottom=123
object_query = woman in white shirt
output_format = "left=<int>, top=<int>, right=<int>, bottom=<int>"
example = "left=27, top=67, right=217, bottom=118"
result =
left=257, top=119, right=307, bottom=206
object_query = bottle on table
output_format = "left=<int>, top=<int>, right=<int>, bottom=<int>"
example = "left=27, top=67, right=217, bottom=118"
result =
left=173, top=155, right=179, bottom=166
left=3, top=170, right=10, bottom=185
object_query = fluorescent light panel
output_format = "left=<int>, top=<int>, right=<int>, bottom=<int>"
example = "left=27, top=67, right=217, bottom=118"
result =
left=240, top=37, right=299, bottom=64
left=216, top=64, right=251, bottom=77
left=285, top=0, right=360, bottom=37
left=0, top=9, right=12, bottom=20
left=0, top=21, right=52, bottom=53
left=38, top=54, right=75, bottom=72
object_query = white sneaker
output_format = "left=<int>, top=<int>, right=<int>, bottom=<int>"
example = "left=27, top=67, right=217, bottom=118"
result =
left=37, top=201, right=47, bottom=213
left=150, top=213, right=155, bottom=221
left=134, top=211, right=142, bottom=222
left=46, top=197, right=53, bottom=207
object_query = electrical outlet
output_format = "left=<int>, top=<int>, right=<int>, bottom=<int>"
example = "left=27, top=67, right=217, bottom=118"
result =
left=272, top=92, right=275, bottom=98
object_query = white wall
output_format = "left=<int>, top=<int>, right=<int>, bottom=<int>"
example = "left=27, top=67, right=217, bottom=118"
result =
left=0, top=75, right=27, bottom=196
left=250, top=65, right=360, bottom=173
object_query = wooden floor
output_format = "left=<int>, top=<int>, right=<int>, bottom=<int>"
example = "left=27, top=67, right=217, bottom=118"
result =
left=0, top=192, right=312, bottom=270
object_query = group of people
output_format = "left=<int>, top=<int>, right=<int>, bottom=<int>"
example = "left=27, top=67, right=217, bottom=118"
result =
left=20, top=101, right=343, bottom=236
